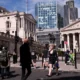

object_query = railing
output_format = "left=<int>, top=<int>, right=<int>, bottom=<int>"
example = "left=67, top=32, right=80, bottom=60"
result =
left=0, top=32, right=22, bottom=43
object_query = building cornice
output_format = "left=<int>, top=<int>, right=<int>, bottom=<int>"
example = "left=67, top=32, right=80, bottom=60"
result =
left=0, top=11, right=19, bottom=17
left=60, top=19, right=80, bottom=32
left=0, top=11, right=36, bottom=24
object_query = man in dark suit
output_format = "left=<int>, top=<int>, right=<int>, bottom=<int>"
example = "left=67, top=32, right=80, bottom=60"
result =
left=20, top=39, right=32, bottom=80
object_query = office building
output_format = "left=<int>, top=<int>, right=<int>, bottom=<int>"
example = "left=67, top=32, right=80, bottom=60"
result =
left=35, top=1, right=57, bottom=29
left=64, top=0, right=78, bottom=26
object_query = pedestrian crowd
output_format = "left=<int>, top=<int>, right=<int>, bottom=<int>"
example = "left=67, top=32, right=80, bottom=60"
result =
left=0, top=38, right=75, bottom=80
left=20, top=38, right=59, bottom=80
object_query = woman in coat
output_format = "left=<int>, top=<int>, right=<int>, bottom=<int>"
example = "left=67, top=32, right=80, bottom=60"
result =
left=47, top=44, right=58, bottom=77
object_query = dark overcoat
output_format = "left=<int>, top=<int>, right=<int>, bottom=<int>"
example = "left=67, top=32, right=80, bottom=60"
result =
left=20, top=42, right=31, bottom=67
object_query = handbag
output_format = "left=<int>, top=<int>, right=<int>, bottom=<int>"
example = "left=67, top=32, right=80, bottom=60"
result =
left=55, top=61, right=59, bottom=69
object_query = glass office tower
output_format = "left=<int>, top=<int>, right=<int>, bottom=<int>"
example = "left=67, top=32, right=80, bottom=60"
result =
left=35, top=1, right=57, bottom=29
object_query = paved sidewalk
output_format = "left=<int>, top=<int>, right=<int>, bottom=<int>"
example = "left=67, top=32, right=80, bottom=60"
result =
left=10, top=60, right=80, bottom=72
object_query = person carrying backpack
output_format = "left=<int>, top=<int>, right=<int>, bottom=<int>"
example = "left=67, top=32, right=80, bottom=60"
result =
left=0, top=46, right=8, bottom=79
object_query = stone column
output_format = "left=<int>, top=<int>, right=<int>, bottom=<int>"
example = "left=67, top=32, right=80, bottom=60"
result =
left=64, top=42, right=66, bottom=52
left=73, top=33, right=76, bottom=50
left=79, top=33, right=80, bottom=52
left=29, top=21, right=30, bottom=32
left=60, top=34, right=64, bottom=51
left=67, top=34, right=70, bottom=50
left=26, top=20, right=28, bottom=38
left=20, top=17, right=25, bottom=38
left=21, top=17, right=23, bottom=28
left=33, top=24, right=35, bottom=33
left=32, top=23, right=33, bottom=33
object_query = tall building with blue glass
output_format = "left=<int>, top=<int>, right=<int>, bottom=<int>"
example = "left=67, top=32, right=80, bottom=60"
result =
left=35, top=1, right=57, bottom=29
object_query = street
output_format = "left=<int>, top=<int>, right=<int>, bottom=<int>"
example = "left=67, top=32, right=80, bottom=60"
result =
left=1, top=59, right=80, bottom=80
left=3, top=67, right=80, bottom=80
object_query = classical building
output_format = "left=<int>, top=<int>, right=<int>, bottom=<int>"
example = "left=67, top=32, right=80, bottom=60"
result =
left=60, top=19, right=80, bottom=52
left=0, top=7, right=37, bottom=40
left=36, top=28, right=60, bottom=47
left=64, top=0, right=78, bottom=27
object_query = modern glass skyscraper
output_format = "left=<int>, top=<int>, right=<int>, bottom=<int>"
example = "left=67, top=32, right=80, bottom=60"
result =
left=64, top=0, right=78, bottom=26
left=35, top=1, right=57, bottom=29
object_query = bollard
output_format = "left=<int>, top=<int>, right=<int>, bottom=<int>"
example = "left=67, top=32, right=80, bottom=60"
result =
left=74, top=49, right=77, bottom=69
left=62, top=51, right=64, bottom=61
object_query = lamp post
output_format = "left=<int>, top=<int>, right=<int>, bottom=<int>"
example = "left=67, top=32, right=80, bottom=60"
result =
left=14, top=14, right=19, bottom=63
left=74, top=41, right=78, bottom=69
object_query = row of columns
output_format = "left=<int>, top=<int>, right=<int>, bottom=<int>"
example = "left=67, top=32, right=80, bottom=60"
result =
left=22, top=17, right=36, bottom=40
left=17, top=16, right=37, bottom=41
left=61, top=33, right=80, bottom=52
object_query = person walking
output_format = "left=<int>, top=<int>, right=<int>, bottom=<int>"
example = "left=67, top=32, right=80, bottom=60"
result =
left=13, top=49, right=17, bottom=64
left=47, top=44, right=58, bottom=77
left=20, top=38, right=32, bottom=80
left=31, top=50, right=37, bottom=68
left=6, top=49, right=12, bottom=77
left=65, top=49, right=70, bottom=65
left=42, top=46, right=48, bottom=69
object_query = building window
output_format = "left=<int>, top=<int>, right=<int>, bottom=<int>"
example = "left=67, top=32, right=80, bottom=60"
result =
left=6, top=21, right=9, bottom=28
left=6, top=30, right=10, bottom=35
left=7, top=17, right=10, bottom=19
left=12, top=31, right=14, bottom=33
left=6, top=21, right=11, bottom=28
left=20, top=18, right=21, bottom=28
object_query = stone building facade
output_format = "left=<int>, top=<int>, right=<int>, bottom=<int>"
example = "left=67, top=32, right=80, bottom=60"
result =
left=60, top=19, right=80, bottom=52
left=0, top=7, right=37, bottom=41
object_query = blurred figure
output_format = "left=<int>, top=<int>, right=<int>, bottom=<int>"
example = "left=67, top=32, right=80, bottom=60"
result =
left=13, top=49, right=17, bottom=64
left=20, top=38, right=32, bottom=80
left=47, top=44, right=58, bottom=77
left=6, top=49, right=12, bottom=77
left=0, top=47, right=8, bottom=79
left=65, top=49, right=70, bottom=65
left=42, top=46, right=48, bottom=69
left=68, top=50, right=75, bottom=65
left=31, top=50, right=37, bottom=68
left=0, top=46, right=2, bottom=75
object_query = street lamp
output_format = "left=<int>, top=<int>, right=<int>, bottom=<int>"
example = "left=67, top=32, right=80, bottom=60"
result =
left=74, top=41, right=78, bottom=69
left=14, top=13, right=19, bottom=63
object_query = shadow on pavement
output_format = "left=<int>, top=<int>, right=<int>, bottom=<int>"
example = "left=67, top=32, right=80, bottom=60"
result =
left=10, top=70, right=15, bottom=74
left=37, top=71, right=80, bottom=80
left=44, top=76, right=80, bottom=80
left=7, top=74, right=20, bottom=79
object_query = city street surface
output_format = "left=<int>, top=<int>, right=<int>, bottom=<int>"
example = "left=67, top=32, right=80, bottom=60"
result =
left=1, top=57, right=80, bottom=80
